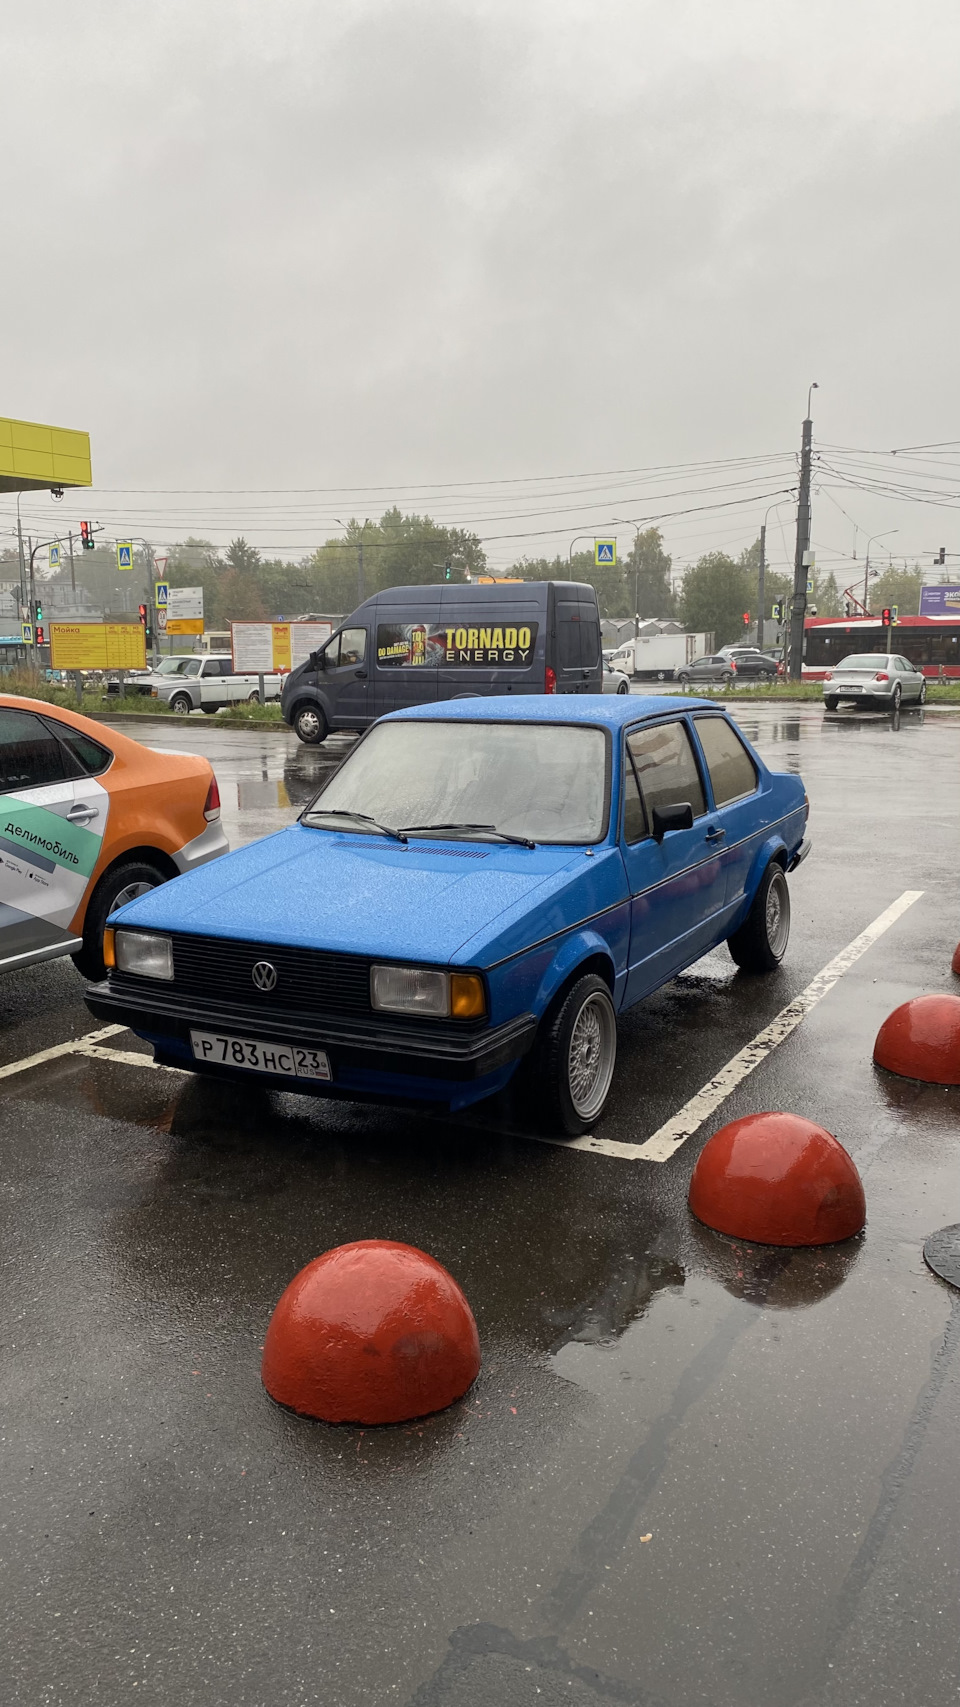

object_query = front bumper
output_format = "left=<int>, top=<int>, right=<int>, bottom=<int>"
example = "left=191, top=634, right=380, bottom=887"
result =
left=83, top=979, right=536, bottom=1083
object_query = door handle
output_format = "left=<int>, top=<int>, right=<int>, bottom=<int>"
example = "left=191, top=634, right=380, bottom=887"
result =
left=705, top=825, right=725, bottom=842
left=354, top=669, right=367, bottom=679
left=68, top=803, right=99, bottom=825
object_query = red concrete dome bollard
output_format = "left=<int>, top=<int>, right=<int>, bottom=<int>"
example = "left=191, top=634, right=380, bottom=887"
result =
left=261, top=1240, right=481, bottom=1424
left=688, top=1113, right=866, bottom=1247
left=952, top=944, right=960, bottom=977
left=873, top=994, right=960, bottom=1086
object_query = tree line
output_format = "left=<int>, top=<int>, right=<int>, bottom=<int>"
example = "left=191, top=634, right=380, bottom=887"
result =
left=41, top=509, right=930, bottom=650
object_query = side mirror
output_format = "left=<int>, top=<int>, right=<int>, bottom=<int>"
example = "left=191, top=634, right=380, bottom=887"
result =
left=652, top=802, right=694, bottom=841
left=310, top=649, right=326, bottom=670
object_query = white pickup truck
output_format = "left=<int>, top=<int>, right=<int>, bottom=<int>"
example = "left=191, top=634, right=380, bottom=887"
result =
left=146, top=653, right=284, bottom=714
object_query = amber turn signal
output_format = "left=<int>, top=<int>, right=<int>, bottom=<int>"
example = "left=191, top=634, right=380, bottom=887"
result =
left=102, top=927, right=116, bottom=969
left=450, top=973, right=486, bottom=1019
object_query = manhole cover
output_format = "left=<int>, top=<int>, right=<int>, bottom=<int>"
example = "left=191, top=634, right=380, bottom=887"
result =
left=923, top=1224, right=960, bottom=1290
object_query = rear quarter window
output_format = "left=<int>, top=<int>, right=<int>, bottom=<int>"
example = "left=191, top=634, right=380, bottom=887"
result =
left=693, top=716, right=758, bottom=806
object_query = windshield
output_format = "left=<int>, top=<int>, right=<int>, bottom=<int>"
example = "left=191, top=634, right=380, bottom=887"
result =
left=155, top=656, right=199, bottom=676
left=836, top=654, right=889, bottom=670
left=303, top=720, right=609, bottom=844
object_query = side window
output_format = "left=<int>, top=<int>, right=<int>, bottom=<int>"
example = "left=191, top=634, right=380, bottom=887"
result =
left=627, top=721, right=706, bottom=820
left=333, top=628, right=366, bottom=667
left=579, top=606, right=600, bottom=668
left=203, top=660, right=225, bottom=677
left=0, top=708, right=73, bottom=790
left=622, top=751, right=648, bottom=843
left=42, top=719, right=111, bottom=777
left=693, top=716, right=758, bottom=806
left=557, top=610, right=581, bottom=670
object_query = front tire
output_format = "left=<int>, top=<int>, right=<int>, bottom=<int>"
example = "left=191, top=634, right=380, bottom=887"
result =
left=528, top=974, right=617, bottom=1136
left=294, top=703, right=327, bottom=744
left=617, top=681, right=629, bottom=695
left=170, top=692, right=193, bottom=714
left=74, top=859, right=168, bottom=982
left=678, top=671, right=690, bottom=684
left=728, top=861, right=791, bottom=974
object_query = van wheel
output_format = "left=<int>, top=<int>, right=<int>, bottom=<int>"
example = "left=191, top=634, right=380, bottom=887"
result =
left=294, top=703, right=327, bottom=744
left=527, top=974, right=617, bottom=1136
left=728, top=862, right=790, bottom=974
left=74, top=859, right=168, bottom=982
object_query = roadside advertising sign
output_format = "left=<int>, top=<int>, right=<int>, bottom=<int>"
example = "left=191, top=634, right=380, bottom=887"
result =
left=919, top=585, right=960, bottom=616
left=231, top=621, right=334, bottom=674
left=49, top=622, right=147, bottom=671
left=166, top=585, right=204, bottom=636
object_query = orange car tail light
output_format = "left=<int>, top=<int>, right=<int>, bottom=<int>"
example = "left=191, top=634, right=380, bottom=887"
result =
left=204, top=775, right=221, bottom=821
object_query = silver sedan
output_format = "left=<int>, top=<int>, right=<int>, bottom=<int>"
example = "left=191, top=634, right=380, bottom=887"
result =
left=823, top=652, right=927, bottom=710
left=602, top=660, right=631, bottom=695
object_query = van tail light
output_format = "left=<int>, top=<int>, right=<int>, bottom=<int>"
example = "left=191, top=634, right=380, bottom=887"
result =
left=204, top=774, right=221, bottom=821
left=874, top=672, right=889, bottom=682
left=545, top=666, right=557, bottom=695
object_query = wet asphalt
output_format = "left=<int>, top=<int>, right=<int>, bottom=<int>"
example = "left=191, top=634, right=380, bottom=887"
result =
left=1, top=703, right=958, bottom=1707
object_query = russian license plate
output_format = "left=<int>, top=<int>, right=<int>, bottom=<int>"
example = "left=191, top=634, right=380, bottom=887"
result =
left=843, top=683, right=862, bottom=691
left=189, top=1029, right=331, bottom=1080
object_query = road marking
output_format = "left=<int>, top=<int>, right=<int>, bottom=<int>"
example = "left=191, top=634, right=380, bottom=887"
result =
left=0, top=1024, right=127, bottom=1081
left=74, top=1043, right=185, bottom=1072
left=535, top=889, right=924, bottom=1164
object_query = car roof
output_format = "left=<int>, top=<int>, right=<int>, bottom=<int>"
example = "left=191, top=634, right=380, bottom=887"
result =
left=382, top=693, right=717, bottom=728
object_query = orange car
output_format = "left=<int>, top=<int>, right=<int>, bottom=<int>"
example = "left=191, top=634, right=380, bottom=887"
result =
left=0, top=693, right=227, bottom=980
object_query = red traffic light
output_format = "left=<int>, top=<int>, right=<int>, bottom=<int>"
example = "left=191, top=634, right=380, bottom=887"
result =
left=36, top=626, right=46, bottom=645
left=138, top=604, right=148, bottom=623
left=80, top=521, right=90, bottom=540
left=742, top=611, right=751, bottom=626
left=881, top=607, right=892, bottom=626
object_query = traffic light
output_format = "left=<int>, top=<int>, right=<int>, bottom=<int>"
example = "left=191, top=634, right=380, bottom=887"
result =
left=138, top=603, right=148, bottom=624
left=742, top=611, right=751, bottom=627
left=80, top=521, right=95, bottom=550
left=881, top=607, right=893, bottom=627
left=937, top=547, right=946, bottom=565
left=34, top=598, right=43, bottom=623
left=36, top=626, right=45, bottom=646
left=444, top=559, right=452, bottom=581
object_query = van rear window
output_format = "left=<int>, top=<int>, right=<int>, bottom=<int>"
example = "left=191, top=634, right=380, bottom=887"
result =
left=376, top=621, right=538, bottom=668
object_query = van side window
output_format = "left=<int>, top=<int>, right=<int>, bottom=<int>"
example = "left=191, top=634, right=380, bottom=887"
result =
left=331, top=628, right=366, bottom=667
left=627, top=721, right=706, bottom=820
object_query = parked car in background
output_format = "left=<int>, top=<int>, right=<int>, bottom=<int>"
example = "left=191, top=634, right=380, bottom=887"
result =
left=719, top=648, right=779, bottom=680
left=602, top=660, right=631, bottom=694
left=674, top=654, right=737, bottom=685
left=148, top=654, right=283, bottom=713
left=86, top=696, right=809, bottom=1136
left=0, top=693, right=226, bottom=980
left=822, top=653, right=926, bottom=711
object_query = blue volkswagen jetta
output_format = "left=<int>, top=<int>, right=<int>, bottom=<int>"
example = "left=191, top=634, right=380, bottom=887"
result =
left=86, top=697, right=810, bottom=1134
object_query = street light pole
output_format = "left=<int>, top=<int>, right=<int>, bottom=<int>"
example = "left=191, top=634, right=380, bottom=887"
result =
left=863, top=530, right=897, bottom=615
left=756, top=497, right=793, bottom=652
left=787, top=384, right=818, bottom=681
left=334, top=518, right=372, bottom=602
left=568, top=534, right=594, bottom=563
left=613, top=519, right=643, bottom=638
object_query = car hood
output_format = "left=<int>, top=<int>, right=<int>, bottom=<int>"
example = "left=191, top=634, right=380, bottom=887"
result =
left=111, top=824, right=596, bottom=964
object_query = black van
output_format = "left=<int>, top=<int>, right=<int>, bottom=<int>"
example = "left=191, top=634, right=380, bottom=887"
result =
left=281, top=580, right=602, bottom=743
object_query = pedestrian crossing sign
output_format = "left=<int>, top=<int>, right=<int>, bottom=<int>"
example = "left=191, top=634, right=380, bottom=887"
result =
left=48, top=543, right=61, bottom=570
left=21, top=622, right=33, bottom=645
left=117, top=541, right=133, bottom=570
left=594, top=539, right=616, bottom=566
left=155, top=581, right=170, bottom=606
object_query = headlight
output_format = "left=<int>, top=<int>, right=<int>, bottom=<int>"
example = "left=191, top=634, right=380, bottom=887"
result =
left=114, top=930, right=174, bottom=981
left=370, top=965, right=485, bottom=1019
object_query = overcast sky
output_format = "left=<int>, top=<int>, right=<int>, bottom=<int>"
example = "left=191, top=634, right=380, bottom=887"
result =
left=3, top=0, right=959, bottom=579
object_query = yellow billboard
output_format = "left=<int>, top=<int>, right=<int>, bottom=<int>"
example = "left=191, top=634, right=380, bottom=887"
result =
left=49, top=623, right=146, bottom=671
left=0, top=416, right=92, bottom=494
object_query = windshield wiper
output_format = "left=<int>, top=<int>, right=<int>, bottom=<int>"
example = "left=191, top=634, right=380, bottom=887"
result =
left=303, top=808, right=407, bottom=843
left=398, top=821, right=536, bottom=849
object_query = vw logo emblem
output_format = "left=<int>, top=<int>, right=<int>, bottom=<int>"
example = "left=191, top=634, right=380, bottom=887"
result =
left=251, top=960, right=278, bottom=992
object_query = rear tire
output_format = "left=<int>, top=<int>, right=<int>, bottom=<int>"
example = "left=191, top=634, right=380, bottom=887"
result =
left=247, top=690, right=260, bottom=703
left=918, top=679, right=926, bottom=704
left=170, top=692, right=193, bottom=714
left=74, top=858, right=168, bottom=982
left=201, top=705, right=218, bottom=715
left=526, top=974, right=617, bottom=1136
left=728, top=861, right=791, bottom=974
left=891, top=684, right=901, bottom=711
left=825, top=696, right=838, bottom=710
left=293, top=703, right=327, bottom=744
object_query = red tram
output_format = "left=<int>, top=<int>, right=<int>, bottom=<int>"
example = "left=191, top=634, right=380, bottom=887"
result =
left=800, top=615, right=960, bottom=679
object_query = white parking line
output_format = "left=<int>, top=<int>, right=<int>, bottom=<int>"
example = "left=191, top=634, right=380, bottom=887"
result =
left=75, top=1043, right=186, bottom=1072
left=0, top=1024, right=127, bottom=1081
left=536, top=888, right=924, bottom=1164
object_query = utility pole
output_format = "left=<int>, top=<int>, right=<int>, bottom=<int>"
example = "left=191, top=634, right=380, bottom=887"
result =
left=788, top=385, right=817, bottom=680
left=757, top=525, right=766, bottom=652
